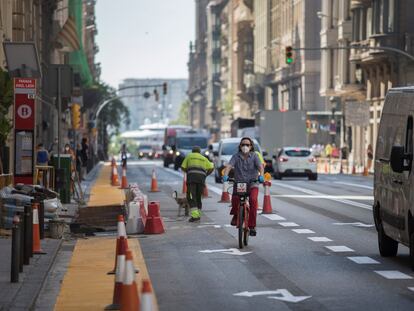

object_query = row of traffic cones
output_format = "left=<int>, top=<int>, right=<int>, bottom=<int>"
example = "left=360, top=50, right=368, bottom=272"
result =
left=106, top=215, right=155, bottom=311
left=111, top=157, right=129, bottom=189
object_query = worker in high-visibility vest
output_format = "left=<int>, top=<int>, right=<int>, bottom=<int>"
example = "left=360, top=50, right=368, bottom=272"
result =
left=181, top=146, right=214, bottom=222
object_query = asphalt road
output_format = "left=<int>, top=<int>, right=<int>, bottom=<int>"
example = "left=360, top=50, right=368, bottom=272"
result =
left=127, top=160, right=414, bottom=311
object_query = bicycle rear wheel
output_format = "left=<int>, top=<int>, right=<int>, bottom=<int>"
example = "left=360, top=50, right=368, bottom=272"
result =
left=243, top=204, right=249, bottom=246
left=238, top=205, right=244, bottom=249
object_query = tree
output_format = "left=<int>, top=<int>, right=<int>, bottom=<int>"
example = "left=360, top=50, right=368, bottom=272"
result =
left=93, top=83, right=130, bottom=159
left=0, top=69, right=13, bottom=173
left=170, top=100, right=190, bottom=125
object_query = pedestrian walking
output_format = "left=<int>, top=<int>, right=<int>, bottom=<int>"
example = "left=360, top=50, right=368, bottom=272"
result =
left=80, top=138, right=89, bottom=181
left=367, top=144, right=374, bottom=171
left=36, top=143, right=49, bottom=166
left=181, top=146, right=214, bottom=222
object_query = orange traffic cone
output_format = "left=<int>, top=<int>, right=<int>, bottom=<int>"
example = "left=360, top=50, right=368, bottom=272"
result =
left=218, top=181, right=231, bottom=203
left=120, top=250, right=140, bottom=311
left=105, top=236, right=127, bottom=310
left=112, top=164, right=120, bottom=186
left=121, top=167, right=129, bottom=189
left=150, top=168, right=159, bottom=192
left=261, top=181, right=273, bottom=214
left=141, top=279, right=154, bottom=311
left=32, top=202, right=46, bottom=254
left=182, top=173, right=187, bottom=194
left=144, top=202, right=165, bottom=234
left=202, top=184, right=210, bottom=198
left=108, top=215, right=129, bottom=275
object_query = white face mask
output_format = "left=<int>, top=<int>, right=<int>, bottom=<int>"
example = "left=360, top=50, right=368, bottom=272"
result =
left=241, top=146, right=250, bottom=154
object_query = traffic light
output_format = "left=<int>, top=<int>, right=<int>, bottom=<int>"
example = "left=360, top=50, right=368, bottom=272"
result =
left=163, top=82, right=167, bottom=95
left=285, top=46, right=293, bottom=64
left=71, top=103, right=81, bottom=129
left=153, top=89, right=159, bottom=101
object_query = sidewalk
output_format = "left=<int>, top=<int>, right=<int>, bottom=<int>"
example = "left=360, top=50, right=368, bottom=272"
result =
left=0, top=163, right=101, bottom=311
left=38, top=162, right=158, bottom=310
left=0, top=236, right=61, bottom=310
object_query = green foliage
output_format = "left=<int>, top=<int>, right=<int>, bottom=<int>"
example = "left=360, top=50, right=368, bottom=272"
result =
left=94, top=82, right=131, bottom=131
left=170, top=100, right=190, bottom=125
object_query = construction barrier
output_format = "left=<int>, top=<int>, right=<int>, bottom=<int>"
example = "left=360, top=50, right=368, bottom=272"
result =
left=144, top=202, right=165, bottom=234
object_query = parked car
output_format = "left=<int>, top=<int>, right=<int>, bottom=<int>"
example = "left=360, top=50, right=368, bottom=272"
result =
left=137, top=144, right=154, bottom=159
left=214, top=138, right=263, bottom=183
left=272, top=147, right=317, bottom=180
left=373, top=87, right=414, bottom=269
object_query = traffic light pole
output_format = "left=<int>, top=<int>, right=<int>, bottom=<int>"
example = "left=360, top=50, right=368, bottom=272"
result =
left=57, top=66, right=61, bottom=169
left=291, top=45, right=414, bottom=62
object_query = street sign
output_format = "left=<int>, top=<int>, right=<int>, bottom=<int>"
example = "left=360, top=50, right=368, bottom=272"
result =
left=234, top=289, right=311, bottom=303
left=14, top=78, right=36, bottom=184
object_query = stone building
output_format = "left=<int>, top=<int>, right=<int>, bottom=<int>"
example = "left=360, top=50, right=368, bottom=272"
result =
left=188, top=0, right=209, bottom=129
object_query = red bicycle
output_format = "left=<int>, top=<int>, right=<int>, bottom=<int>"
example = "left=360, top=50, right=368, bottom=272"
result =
left=229, top=179, right=257, bottom=249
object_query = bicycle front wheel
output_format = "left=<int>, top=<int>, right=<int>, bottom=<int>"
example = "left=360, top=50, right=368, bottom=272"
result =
left=238, top=204, right=244, bottom=249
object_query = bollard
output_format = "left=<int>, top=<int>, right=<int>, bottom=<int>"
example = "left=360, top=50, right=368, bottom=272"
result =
left=11, top=214, right=21, bottom=283
left=18, top=212, right=24, bottom=272
left=39, top=201, right=45, bottom=240
left=23, top=205, right=31, bottom=265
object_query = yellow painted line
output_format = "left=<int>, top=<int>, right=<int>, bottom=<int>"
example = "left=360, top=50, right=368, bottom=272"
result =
left=54, top=237, right=158, bottom=311
left=88, top=163, right=125, bottom=207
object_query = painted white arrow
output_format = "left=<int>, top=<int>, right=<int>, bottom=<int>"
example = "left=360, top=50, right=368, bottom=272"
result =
left=199, top=248, right=252, bottom=256
left=234, top=289, right=311, bottom=303
left=333, top=222, right=374, bottom=228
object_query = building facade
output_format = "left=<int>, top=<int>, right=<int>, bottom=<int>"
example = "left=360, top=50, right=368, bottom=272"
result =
left=320, top=0, right=414, bottom=170
left=188, top=0, right=209, bottom=129
left=119, top=79, right=188, bottom=130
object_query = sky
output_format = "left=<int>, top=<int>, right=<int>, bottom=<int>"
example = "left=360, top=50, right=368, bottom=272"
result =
left=95, top=0, right=195, bottom=88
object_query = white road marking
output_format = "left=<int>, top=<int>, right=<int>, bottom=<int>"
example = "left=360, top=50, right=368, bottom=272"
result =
left=408, top=287, right=414, bottom=292
left=234, top=289, right=311, bottom=303
left=334, top=181, right=373, bottom=190
left=325, top=246, right=354, bottom=252
left=197, top=224, right=222, bottom=228
left=308, top=237, right=332, bottom=242
left=199, top=248, right=251, bottom=256
left=272, top=182, right=372, bottom=210
left=271, top=194, right=373, bottom=200
left=374, top=271, right=413, bottom=280
left=347, top=256, right=380, bottom=264
left=262, top=214, right=286, bottom=221
left=291, top=229, right=315, bottom=234
left=333, top=222, right=374, bottom=228
left=279, top=222, right=300, bottom=227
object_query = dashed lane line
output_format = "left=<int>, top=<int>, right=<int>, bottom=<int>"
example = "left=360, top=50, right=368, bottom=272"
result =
left=307, top=237, right=333, bottom=242
left=347, top=256, right=380, bottom=264
left=272, top=182, right=372, bottom=211
left=325, top=246, right=354, bottom=252
left=279, top=222, right=300, bottom=227
left=291, top=229, right=315, bottom=234
left=262, top=214, right=286, bottom=221
left=374, top=271, right=413, bottom=280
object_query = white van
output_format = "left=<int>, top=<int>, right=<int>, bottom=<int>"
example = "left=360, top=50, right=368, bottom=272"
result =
left=374, top=87, right=414, bottom=269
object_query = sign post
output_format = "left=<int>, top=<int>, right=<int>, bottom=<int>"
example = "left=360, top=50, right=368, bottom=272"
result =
left=13, top=78, right=36, bottom=185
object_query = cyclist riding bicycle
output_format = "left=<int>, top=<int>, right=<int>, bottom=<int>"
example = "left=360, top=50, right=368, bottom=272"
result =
left=222, top=137, right=264, bottom=236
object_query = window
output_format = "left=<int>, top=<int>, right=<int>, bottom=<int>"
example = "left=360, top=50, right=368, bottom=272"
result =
left=285, top=149, right=311, bottom=157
